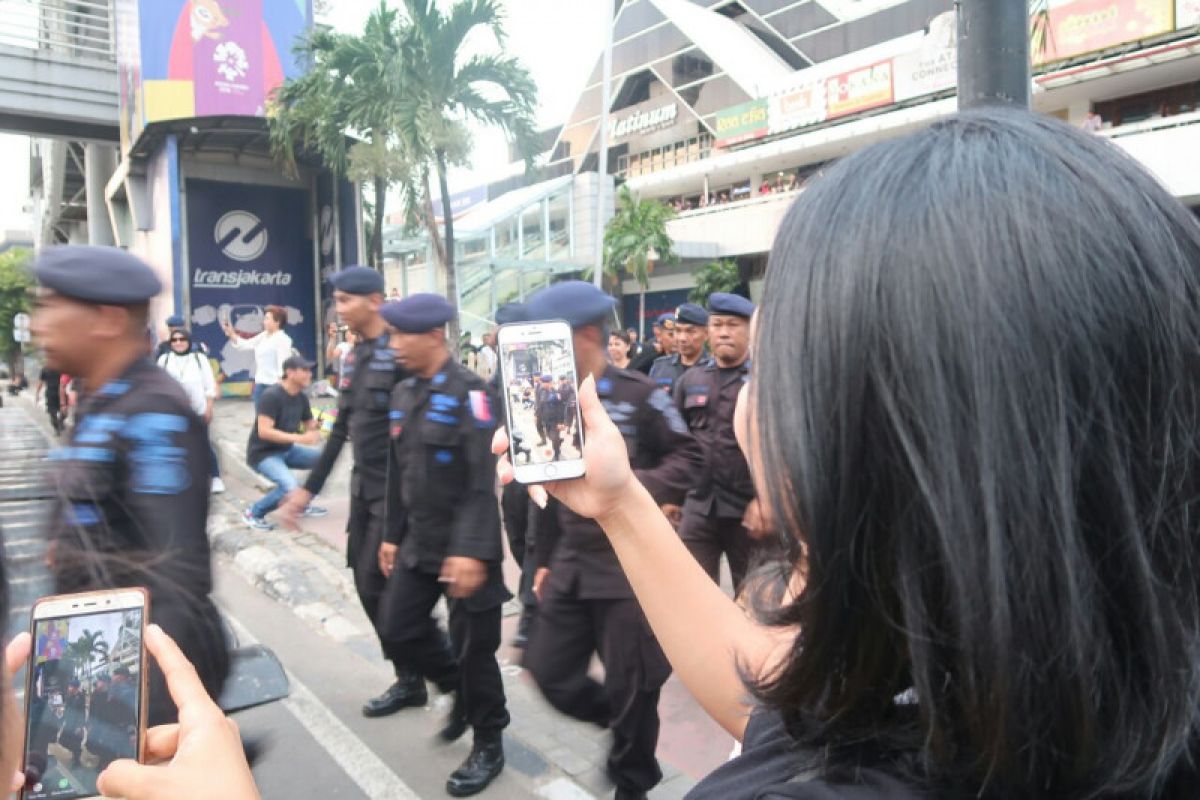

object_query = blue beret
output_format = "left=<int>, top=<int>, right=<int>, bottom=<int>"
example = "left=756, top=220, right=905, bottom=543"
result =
left=495, top=303, right=529, bottom=325
left=655, top=313, right=675, bottom=327
left=707, top=292, right=755, bottom=318
left=165, top=314, right=186, bottom=328
left=331, top=265, right=385, bottom=296
left=675, top=302, right=709, bottom=326
left=35, top=245, right=162, bottom=304
left=540, top=373, right=552, bottom=381
left=526, top=281, right=616, bottom=328
left=381, top=293, right=456, bottom=333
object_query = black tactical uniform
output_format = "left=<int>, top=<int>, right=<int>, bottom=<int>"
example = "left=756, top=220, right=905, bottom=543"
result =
left=648, top=352, right=712, bottom=394
left=527, top=365, right=703, bottom=797
left=48, top=359, right=227, bottom=725
left=674, top=358, right=757, bottom=589
left=382, top=359, right=511, bottom=739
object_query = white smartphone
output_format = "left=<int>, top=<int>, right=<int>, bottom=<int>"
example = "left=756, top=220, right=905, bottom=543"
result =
left=497, top=320, right=587, bottom=484
left=22, top=589, right=149, bottom=800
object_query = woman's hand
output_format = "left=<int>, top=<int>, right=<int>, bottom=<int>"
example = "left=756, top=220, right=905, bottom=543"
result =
left=96, top=625, right=259, bottom=800
left=493, top=374, right=636, bottom=523
left=9, top=632, right=31, bottom=794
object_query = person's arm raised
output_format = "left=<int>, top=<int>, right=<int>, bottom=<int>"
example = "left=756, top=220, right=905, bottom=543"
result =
left=494, top=375, right=790, bottom=741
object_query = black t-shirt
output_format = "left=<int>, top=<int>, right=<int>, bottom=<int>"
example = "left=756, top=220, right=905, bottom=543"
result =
left=247, top=384, right=312, bottom=466
left=40, top=368, right=62, bottom=407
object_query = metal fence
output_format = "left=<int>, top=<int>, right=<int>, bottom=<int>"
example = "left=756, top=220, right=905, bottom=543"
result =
left=0, top=0, right=115, bottom=61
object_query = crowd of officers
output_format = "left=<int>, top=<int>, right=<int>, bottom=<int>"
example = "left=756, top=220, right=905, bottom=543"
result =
left=28, top=244, right=761, bottom=800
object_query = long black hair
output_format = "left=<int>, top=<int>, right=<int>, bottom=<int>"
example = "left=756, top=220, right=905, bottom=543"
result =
left=752, top=108, right=1200, bottom=797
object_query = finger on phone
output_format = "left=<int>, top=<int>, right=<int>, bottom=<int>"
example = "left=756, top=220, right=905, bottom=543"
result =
left=5, top=631, right=31, bottom=676
left=491, top=427, right=509, bottom=456
left=497, top=453, right=514, bottom=485
left=97, top=759, right=162, bottom=799
left=143, top=723, right=182, bottom=762
left=145, top=625, right=223, bottom=724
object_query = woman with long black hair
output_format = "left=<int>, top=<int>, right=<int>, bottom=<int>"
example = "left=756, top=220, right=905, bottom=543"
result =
left=499, top=108, right=1200, bottom=798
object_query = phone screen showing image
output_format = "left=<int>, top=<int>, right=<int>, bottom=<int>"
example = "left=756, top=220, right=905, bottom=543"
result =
left=500, top=335, right=583, bottom=469
left=24, top=608, right=144, bottom=800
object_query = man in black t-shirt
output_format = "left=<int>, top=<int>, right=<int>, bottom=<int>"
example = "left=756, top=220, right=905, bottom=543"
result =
left=36, top=366, right=64, bottom=434
left=243, top=355, right=328, bottom=530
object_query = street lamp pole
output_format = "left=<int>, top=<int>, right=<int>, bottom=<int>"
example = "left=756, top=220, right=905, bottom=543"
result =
left=593, top=0, right=615, bottom=289
left=956, top=0, right=1031, bottom=110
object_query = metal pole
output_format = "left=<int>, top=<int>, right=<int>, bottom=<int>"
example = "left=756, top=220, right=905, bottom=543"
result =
left=592, top=0, right=614, bottom=288
left=956, top=0, right=1031, bottom=110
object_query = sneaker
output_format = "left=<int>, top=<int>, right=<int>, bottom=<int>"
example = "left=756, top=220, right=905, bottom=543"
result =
left=302, top=505, right=329, bottom=518
left=211, top=477, right=226, bottom=494
left=242, top=508, right=274, bottom=531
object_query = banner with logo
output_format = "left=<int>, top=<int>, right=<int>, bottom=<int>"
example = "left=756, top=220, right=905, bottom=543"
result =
left=893, top=11, right=958, bottom=102
left=826, top=60, right=894, bottom=120
left=714, top=99, right=770, bottom=148
left=1035, top=0, right=1175, bottom=65
left=768, top=81, right=826, bottom=135
left=186, top=178, right=315, bottom=389
left=1179, top=0, right=1200, bottom=27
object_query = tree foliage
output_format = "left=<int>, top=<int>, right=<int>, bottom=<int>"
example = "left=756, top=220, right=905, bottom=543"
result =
left=0, top=248, right=34, bottom=368
left=600, top=186, right=677, bottom=290
left=688, top=259, right=741, bottom=305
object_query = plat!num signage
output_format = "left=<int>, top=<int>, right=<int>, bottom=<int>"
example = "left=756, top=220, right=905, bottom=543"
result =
left=609, top=103, right=679, bottom=140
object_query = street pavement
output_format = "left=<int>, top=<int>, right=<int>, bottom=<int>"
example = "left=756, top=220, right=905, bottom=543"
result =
left=6, top=391, right=735, bottom=799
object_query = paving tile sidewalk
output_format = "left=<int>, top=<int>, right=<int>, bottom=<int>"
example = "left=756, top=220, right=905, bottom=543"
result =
left=207, top=395, right=731, bottom=798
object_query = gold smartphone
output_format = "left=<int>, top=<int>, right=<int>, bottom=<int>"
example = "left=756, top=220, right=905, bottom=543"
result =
left=21, top=589, right=149, bottom=800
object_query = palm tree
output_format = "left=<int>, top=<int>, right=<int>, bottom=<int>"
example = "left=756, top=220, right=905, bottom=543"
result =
left=65, top=630, right=108, bottom=682
left=398, top=0, right=539, bottom=342
left=599, top=186, right=678, bottom=338
left=688, top=259, right=741, bottom=305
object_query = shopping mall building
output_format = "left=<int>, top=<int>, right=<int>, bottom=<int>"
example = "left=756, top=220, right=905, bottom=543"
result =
left=385, top=0, right=1200, bottom=334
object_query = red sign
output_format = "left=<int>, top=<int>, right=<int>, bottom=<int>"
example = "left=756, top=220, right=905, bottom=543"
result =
left=825, top=61, right=894, bottom=120
left=1036, top=0, right=1175, bottom=64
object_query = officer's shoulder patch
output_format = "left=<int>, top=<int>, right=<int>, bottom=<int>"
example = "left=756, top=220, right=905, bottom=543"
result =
left=647, top=387, right=689, bottom=435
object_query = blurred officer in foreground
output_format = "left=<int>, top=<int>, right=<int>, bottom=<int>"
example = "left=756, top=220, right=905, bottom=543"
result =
left=649, top=302, right=711, bottom=393
left=492, top=303, right=539, bottom=647
left=628, top=313, right=673, bottom=374
left=279, top=266, right=422, bottom=718
left=30, top=245, right=228, bottom=725
left=673, top=293, right=765, bottom=591
left=381, top=294, right=510, bottom=797
left=523, top=281, right=702, bottom=800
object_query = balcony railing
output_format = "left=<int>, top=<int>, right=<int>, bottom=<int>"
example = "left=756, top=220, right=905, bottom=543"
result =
left=0, top=0, right=115, bottom=61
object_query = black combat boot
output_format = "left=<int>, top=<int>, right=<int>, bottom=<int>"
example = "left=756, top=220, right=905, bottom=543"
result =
left=361, top=671, right=427, bottom=718
left=445, top=734, right=505, bottom=797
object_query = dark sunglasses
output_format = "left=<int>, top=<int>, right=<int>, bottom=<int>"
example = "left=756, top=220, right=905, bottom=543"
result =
left=170, top=336, right=189, bottom=342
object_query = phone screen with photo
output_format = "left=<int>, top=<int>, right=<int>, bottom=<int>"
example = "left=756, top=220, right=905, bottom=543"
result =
left=24, top=608, right=144, bottom=800
left=499, top=333, right=583, bottom=471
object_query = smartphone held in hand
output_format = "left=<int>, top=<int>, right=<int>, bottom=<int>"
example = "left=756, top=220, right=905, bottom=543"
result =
left=22, top=589, right=149, bottom=800
left=497, top=320, right=586, bottom=484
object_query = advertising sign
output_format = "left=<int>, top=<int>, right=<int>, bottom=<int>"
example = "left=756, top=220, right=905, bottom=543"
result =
left=434, top=186, right=489, bottom=222
left=186, top=179, right=315, bottom=389
left=115, top=0, right=313, bottom=153
left=768, top=81, right=826, bottom=135
left=825, top=60, right=894, bottom=120
left=609, top=102, right=680, bottom=140
left=714, top=99, right=770, bottom=148
left=1035, top=0, right=1175, bottom=65
left=893, top=11, right=958, bottom=102
left=1179, top=0, right=1200, bottom=26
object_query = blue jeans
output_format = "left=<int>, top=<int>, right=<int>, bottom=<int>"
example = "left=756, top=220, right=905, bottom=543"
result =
left=252, top=382, right=270, bottom=409
left=250, top=445, right=321, bottom=519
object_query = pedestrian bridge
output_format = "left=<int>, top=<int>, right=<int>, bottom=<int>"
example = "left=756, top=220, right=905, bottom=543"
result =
left=0, top=0, right=118, bottom=142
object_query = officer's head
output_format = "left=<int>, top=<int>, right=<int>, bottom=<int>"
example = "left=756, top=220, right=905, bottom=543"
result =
left=380, top=294, right=456, bottom=377
left=653, top=314, right=676, bottom=354
left=281, top=355, right=314, bottom=391
left=525, top=281, right=617, bottom=378
left=31, top=246, right=161, bottom=375
left=673, top=304, right=709, bottom=360
left=331, top=266, right=386, bottom=333
left=706, top=293, right=755, bottom=368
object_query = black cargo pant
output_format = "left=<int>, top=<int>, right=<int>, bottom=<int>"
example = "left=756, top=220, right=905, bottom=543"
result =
left=678, top=510, right=754, bottom=593
left=381, top=564, right=510, bottom=737
left=500, top=482, right=536, bottom=608
left=525, top=591, right=671, bottom=794
left=347, top=492, right=406, bottom=668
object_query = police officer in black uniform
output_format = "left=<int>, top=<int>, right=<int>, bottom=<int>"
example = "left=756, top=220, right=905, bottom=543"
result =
left=522, top=281, right=703, bottom=800
left=278, top=266, right=422, bottom=717
left=628, top=313, right=673, bottom=374
left=673, top=292, right=762, bottom=591
left=648, top=303, right=711, bottom=393
left=379, top=294, right=510, bottom=797
left=31, top=245, right=228, bottom=725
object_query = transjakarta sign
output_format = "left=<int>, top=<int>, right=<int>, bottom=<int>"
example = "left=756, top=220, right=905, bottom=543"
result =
left=192, top=269, right=294, bottom=288
left=608, top=103, right=678, bottom=140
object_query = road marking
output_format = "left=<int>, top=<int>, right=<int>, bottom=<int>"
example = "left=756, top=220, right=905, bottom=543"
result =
left=222, top=613, right=422, bottom=800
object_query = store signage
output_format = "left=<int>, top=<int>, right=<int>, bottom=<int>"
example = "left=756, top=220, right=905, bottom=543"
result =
left=1034, top=0, right=1175, bottom=65
left=826, top=61, right=894, bottom=120
left=893, top=11, right=958, bottom=103
left=768, top=82, right=826, bottom=135
left=609, top=103, right=679, bottom=140
left=434, top=185, right=488, bottom=221
left=1178, top=0, right=1200, bottom=26
left=714, top=99, right=769, bottom=148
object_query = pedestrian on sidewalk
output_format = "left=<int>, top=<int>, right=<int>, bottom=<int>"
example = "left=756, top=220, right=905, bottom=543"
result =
left=520, top=281, right=702, bottom=800
left=222, top=305, right=292, bottom=408
left=379, top=293, right=511, bottom=798
left=242, top=355, right=328, bottom=530
left=30, top=244, right=229, bottom=725
left=279, top=266, right=423, bottom=719
left=35, top=365, right=64, bottom=435
left=157, top=327, right=225, bottom=494
left=154, top=313, right=209, bottom=359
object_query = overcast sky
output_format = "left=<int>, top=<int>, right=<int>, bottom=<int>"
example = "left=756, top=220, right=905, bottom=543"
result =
left=0, top=0, right=608, bottom=231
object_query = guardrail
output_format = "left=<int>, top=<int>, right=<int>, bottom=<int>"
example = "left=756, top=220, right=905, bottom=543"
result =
left=0, top=0, right=115, bottom=61
left=1100, top=109, right=1200, bottom=140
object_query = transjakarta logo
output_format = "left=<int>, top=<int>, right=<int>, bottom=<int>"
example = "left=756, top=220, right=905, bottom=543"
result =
left=193, top=269, right=293, bottom=288
left=214, top=210, right=268, bottom=262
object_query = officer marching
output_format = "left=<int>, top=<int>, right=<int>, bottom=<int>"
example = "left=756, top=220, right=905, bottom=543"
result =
left=673, top=293, right=766, bottom=591
left=279, top=266, right=423, bottom=718
left=30, top=245, right=228, bottom=725
left=648, top=303, right=711, bottom=393
left=379, top=294, right=511, bottom=797
left=520, top=281, right=703, bottom=800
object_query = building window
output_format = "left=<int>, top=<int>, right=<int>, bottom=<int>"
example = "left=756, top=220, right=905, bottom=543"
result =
left=1092, top=80, right=1199, bottom=127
